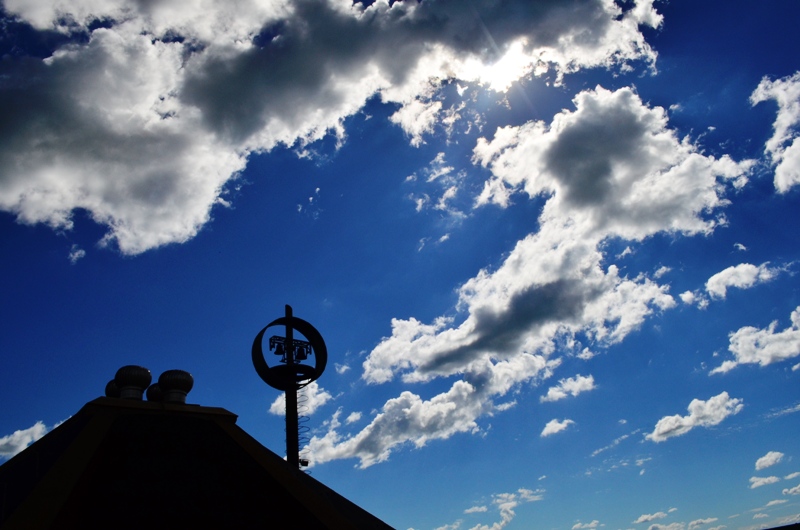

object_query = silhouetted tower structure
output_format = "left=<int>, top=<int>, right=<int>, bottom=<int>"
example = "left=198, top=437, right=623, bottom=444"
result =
left=252, top=305, right=327, bottom=468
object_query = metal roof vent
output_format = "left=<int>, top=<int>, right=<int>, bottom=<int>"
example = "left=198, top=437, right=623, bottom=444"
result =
left=158, top=370, right=194, bottom=404
left=113, top=365, right=152, bottom=400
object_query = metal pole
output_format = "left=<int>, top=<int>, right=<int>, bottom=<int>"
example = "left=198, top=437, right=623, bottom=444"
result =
left=284, top=304, right=300, bottom=468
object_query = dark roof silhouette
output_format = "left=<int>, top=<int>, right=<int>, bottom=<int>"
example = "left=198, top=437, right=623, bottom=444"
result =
left=0, top=396, right=393, bottom=529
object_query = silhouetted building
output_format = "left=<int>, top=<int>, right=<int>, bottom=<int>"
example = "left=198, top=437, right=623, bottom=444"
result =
left=0, top=367, right=392, bottom=529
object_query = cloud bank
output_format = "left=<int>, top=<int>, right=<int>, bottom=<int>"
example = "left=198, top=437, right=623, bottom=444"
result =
left=311, top=83, right=751, bottom=467
left=0, top=0, right=663, bottom=254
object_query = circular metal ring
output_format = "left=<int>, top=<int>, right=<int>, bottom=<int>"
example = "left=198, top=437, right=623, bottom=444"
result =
left=252, top=315, right=327, bottom=391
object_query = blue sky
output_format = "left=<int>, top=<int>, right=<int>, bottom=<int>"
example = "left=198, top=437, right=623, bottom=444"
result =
left=1, top=1, right=800, bottom=529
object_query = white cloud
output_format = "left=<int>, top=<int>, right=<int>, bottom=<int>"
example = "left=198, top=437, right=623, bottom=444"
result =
left=750, top=71, right=800, bottom=192
left=786, top=472, right=800, bottom=480
left=688, top=518, right=718, bottom=530
left=768, top=403, right=800, bottom=418
left=679, top=291, right=696, bottom=305
left=634, top=512, right=667, bottom=524
left=345, top=412, right=362, bottom=424
left=364, top=89, right=741, bottom=388
left=712, top=306, right=800, bottom=373
left=653, top=266, right=671, bottom=279
left=68, top=244, right=86, bottom=264
left=705, top=263, right=779, bottom=299
left=0, top=0, right=664, bottom=254
left=591, top=430, right=639, bottom=457
left=0, top=421, right=49, bottom=459
left=783, top=484, right=800, bottom=495
left=335, top=363, right=351, bottom=374
left=766, top=500, right=788, bottom=507
left=753, top=513, right=769, bottom=519
left=468, top=488, right=543, bottom=530
left=572, top=521, right=601, bottom=529
left=317, top=83, right=750, bottom=467
left=541, top=418, right=574, bottom=437
left=472, top=86, right=752, bottom=238
left=308, top=381, right=486, bottom=468
left=390, top=98, right=443, bottom=147
left=647, top=524, right=684, bottom=530
left=541, top=374, right=596, bottom=402
left=465, top=506, right=488, bottom=514
left=750, top=476, right=780, bottom=489
left=756, top=451, right=785, bottom=470
left=646, top=391, right=743, bottom=442
left=268, top=381, right=332, bottom=416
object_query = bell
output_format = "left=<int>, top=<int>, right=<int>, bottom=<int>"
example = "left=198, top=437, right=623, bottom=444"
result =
left=274, top=343, right=285, bottom=363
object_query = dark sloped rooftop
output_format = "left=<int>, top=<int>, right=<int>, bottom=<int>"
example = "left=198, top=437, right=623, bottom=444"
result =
left=0, top=396, right=393, bottom=529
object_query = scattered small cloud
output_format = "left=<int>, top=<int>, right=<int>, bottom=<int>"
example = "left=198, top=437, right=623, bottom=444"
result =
left=591, top=429, right=640, bottom=457
left=647, top=524, right=685, bottom=530
left=464, top=505, right=488, bottom=514
left=68, top=244, right=86, bottom=264
left=468, top=488, right=543, bottom=530
left=541, top=374, right=596, bottom=402
left=269, top=381, right=332, bottom=416
left=750, top=476, right=780, bottom=489
left=572, top=520, right=601, bottom=529
left=712, top=306, right=800, bottom=373
left=688, top=518, right=718, bottom=530
left=633, top=511, right=667, bottom=524
left=767, top=403, right=800, bottom=418
left=0, top=421, right=49, bottom=459
left=335, top=363, right=351, bottom=374
left=751, top=71, right=800, bottom=193
left=646, top=392, right=743, bottom=442
left=705, top=262, right=780, bottom=299
left=680, top=290, right=709, bottom=309
left=653, top=266, right=671, bottom=279
left=756, top=451, right=785, bottom=470
left=783, top=484, right=800, bottom=495
left=345, top=412, right=362, bottom=424
left=541, top=418, right=575, bottom=437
